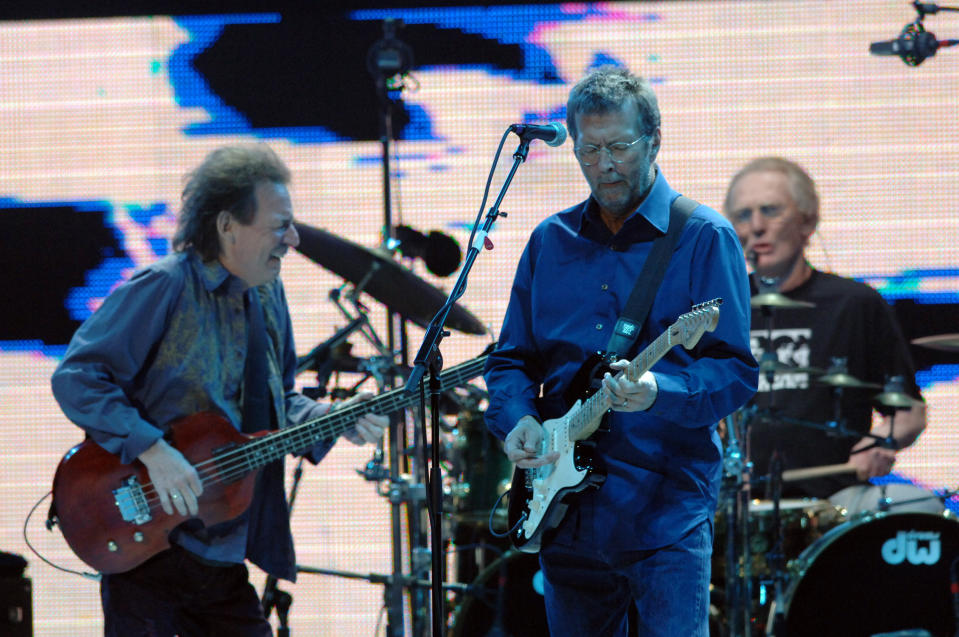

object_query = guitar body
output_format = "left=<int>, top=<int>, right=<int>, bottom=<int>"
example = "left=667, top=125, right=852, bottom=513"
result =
left=52, top=412, right=263, bottom=574
left=507, top=407, right=607, bottom=553
left=508, top=355, right=610, bottom=553
left=504, top=300, right=723, bottom=553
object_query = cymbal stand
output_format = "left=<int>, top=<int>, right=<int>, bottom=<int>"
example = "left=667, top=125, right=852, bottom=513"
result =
left=752, top=272, right=790, bottom=635
left=721, top=406, right=755, bottom=637
left=765, top=452, right=787, bottom=637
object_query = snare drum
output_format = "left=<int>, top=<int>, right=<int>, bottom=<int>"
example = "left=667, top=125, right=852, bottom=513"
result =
left=829, top=482, right=945, bottom=516
left=771, top=512, right=959, bottom=636
left=713, top=498, right=845, bottom=582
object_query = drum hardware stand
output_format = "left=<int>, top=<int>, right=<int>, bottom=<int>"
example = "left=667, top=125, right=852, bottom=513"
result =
left=366, top=18, right=435, bottom=636
left=764, top=452, right=788, bottom=637
left=262, top=458, right=308, bottom=635
left=721, top=406, right=755, bottom=637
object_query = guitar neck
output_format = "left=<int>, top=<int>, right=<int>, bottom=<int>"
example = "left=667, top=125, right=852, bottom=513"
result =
left=237, top=355, right=488, bottom=469
left=569, top=330, right=673, bottom=441
left=567, top=299, right=720, bottom=442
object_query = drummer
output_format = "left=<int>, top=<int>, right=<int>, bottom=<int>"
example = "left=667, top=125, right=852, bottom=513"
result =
left=722, top=157, right=926, bottom=501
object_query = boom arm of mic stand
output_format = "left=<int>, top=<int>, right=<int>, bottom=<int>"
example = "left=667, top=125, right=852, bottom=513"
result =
left=404, top=136, right=529, bottom=637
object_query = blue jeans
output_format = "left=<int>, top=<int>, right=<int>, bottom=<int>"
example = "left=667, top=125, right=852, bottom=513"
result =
left=101, top=545, right=272, bottom=637
left=539, top=518, right=712, bottom=637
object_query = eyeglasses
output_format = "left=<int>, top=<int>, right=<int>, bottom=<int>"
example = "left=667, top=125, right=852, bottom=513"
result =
left=574, top=135, right=649, bottom=166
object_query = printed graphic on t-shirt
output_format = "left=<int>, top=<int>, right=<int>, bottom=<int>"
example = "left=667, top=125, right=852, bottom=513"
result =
left=750, top=327, right=812, bottom=392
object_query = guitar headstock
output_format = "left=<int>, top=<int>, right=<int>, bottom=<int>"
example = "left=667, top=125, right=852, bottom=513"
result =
left=674, top=298, right=722, bottom=349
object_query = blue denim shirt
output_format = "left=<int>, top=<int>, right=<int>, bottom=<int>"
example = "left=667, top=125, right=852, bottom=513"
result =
left=484, top=170, right=758, bottom=555
left=52, top=250, right=333, bottom=580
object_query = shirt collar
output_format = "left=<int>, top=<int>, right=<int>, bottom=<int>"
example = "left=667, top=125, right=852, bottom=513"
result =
left=579, top=167, right=673, bottom=244
left=190, top=250, right=246, bottom=295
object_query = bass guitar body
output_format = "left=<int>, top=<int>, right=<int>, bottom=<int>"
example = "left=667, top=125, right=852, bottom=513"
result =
left=52, top=412, right=261, bottom=574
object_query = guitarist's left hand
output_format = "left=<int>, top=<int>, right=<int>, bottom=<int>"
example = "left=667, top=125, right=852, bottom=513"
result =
left=603, top=361, right=658, bottom=412
left=338, top=392, right=390, bottom=445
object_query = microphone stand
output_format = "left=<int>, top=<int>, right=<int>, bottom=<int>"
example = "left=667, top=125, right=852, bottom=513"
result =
left=367, top=18, right=420, bottom=636
left=406, top=135, right=533, bottom=637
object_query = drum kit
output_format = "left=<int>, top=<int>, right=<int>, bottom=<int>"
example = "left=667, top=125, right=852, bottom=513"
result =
left=716, top=289, right=959, bottom=637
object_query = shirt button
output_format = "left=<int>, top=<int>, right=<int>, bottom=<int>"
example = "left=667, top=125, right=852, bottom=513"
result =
left=595, top=323, right=603, bottom=330
left=601, top=284, right=608, bottom=291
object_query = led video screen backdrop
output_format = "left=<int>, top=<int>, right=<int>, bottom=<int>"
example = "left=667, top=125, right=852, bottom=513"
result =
left=1, top=1, right=958, bottom=634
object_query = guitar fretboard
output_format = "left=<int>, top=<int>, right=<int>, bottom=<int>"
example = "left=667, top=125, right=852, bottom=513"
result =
left=223, top=355, right=488, bottom=474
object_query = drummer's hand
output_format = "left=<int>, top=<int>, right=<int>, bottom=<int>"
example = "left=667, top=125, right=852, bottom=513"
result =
left=849, top=436, right=896, bottom=480
left=505, top=416, right=559, bottom=469
left=339, top=392, right=389, bottom=445
left=604, top=361, right=657, bottom=412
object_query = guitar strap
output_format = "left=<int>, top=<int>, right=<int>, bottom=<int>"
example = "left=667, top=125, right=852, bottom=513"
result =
left=605, top=195, right=698, bottom=359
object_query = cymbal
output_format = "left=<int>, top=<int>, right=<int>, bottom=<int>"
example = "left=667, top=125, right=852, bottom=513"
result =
left=751, top=292, right=815, bottom=309
left=912, top=333, right=959, bottom=352
left=873, top=390, right=918, bottom=409
left=759, top=359, right=824, bottom=376
left=816, top=372, right=881, bottom=390
left=294, top=223, right=486, bottom=334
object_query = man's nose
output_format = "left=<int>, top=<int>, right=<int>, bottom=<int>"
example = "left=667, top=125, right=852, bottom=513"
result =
left=749, top=209, right=767, bottom=234
left=285, top=223, right=300, bottom=248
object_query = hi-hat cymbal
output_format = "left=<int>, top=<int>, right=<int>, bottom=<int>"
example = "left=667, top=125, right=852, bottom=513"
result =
left=751, top=292, right=815, bottom=309
left=294, top=223, right=486, bottom=335
left=912, top=333, right=959, bottom=352
left=759, top=359, right=824, bottom=376
left=873, top=390, right=918, bottom=409
left=816, top=372, right=881, bottom=389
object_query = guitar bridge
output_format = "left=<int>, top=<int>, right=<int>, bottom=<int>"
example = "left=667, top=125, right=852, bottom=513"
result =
left=113, top=475, right=152, bottom=525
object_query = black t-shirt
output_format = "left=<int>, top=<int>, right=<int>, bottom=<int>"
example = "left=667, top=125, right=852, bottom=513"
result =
left=746, top=270, right=921, bottom=498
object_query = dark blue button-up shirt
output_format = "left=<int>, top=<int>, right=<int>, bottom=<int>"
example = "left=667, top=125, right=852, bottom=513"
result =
left=484, top=169, right=758, bottom=555
left=51, top=250, right=333, bottom=580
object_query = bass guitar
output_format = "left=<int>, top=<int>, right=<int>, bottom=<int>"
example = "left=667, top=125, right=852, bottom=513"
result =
left=507, top=300, right=722, bottom=553
left=51, top=354, right=488, bottom=574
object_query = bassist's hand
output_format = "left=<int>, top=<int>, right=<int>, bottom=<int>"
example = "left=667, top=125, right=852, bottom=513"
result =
left=338, top=392, right=389, bottom=445
left=505, top=416, right=559, bottom=469
left=139, top=438, right=203, bottom=517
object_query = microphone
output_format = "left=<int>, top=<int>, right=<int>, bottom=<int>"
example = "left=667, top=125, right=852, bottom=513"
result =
left=870, top=20, right=959, bottom=66
left=392, top=225, right=462, bottom=277
left=509, top=122, right=567, bottom=147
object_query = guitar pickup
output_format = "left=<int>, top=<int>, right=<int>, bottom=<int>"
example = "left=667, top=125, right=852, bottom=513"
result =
left=113, top=475, right=152, bottom=525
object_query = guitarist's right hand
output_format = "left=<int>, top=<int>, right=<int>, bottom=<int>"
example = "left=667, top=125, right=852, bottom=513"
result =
left=505, top=416, right=560, bottom=469
left=139, top=438, right=204, bottom=517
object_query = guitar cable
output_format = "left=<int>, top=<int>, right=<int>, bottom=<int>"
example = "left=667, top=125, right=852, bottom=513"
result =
left=22, top=490, right=101, bottom=581
left=487, top=488, right=527, bottom=539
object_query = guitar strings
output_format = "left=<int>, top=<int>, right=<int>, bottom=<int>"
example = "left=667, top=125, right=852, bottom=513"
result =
left=132, top=360, right=486, bottom=515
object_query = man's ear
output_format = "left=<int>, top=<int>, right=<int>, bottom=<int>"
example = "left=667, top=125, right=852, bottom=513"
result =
left=649, top=128, right=662, bottom=163
left=216, top=210, right=234, bottom=244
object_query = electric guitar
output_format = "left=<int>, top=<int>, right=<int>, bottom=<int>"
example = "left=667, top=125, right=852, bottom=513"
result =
left=50, top=354, right=488, bottom=574
left=507, top=300, right=722, bottom=553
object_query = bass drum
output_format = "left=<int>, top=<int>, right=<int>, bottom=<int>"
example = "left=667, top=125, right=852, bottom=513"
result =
left=449, top=550, right=549, bottom=637
left=773, top=512, right=959, bottom=636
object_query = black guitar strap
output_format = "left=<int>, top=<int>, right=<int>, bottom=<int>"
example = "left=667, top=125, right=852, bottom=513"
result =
left=605, top=195, right=698, bottom=359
